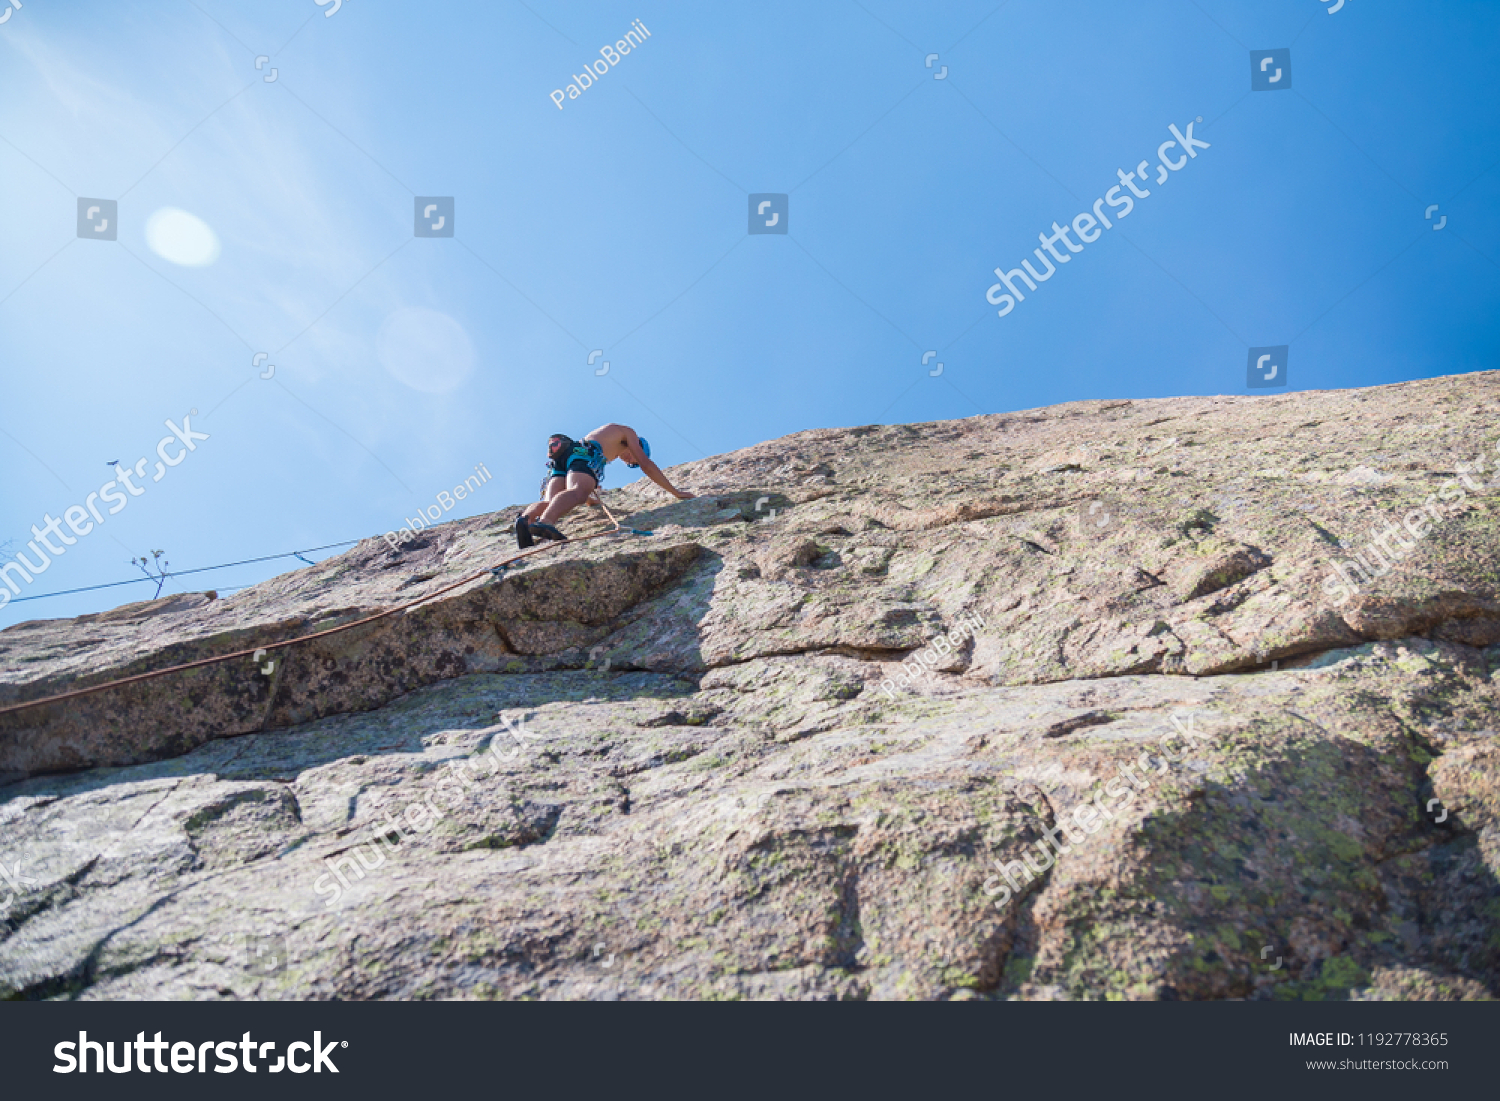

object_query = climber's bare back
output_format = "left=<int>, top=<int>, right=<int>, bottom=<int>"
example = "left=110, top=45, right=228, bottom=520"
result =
left=583, top=423, right=646, bottom=465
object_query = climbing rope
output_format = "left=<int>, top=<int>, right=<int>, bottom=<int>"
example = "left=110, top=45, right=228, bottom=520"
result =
left=0, top=503, right=651, bottom=718
left=596, top=496, right=653, bottom=536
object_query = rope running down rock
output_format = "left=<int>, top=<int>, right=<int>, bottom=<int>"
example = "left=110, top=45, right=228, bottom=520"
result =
left=0, top=505, right=651, bottom=718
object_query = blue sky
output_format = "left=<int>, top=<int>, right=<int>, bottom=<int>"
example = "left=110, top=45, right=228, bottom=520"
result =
left=1, top=0, right=1497, bottom=624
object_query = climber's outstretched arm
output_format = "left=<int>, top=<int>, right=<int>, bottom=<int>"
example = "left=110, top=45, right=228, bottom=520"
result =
left=636, top=456, right=693, bottom=500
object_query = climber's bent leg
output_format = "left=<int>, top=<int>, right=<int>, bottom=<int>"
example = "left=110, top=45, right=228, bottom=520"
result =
left=537, top=471, right=597, bottom=526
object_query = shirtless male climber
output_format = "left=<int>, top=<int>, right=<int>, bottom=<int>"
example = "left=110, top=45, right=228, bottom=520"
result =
left=516, top=423, right=693, bottom=547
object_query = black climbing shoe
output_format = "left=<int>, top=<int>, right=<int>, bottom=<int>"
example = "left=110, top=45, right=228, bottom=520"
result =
left=528, top=521, right=567, bottom=542
left=515, top=514, right=535, bottom=549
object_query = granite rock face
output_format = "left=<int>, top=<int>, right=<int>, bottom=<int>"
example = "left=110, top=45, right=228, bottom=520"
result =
left=2, top=373, right=1498, bottom=1001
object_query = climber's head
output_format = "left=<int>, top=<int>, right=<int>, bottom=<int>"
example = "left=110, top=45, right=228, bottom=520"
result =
left=626, top=436, right=651, bottom=469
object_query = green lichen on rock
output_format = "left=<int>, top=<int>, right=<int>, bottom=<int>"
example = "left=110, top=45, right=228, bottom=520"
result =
left=2, top=374, right=1499, bottom=1000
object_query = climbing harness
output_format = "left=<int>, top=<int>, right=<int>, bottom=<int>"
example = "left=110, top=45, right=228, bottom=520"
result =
left=545, top=434, right=606, bottom=487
